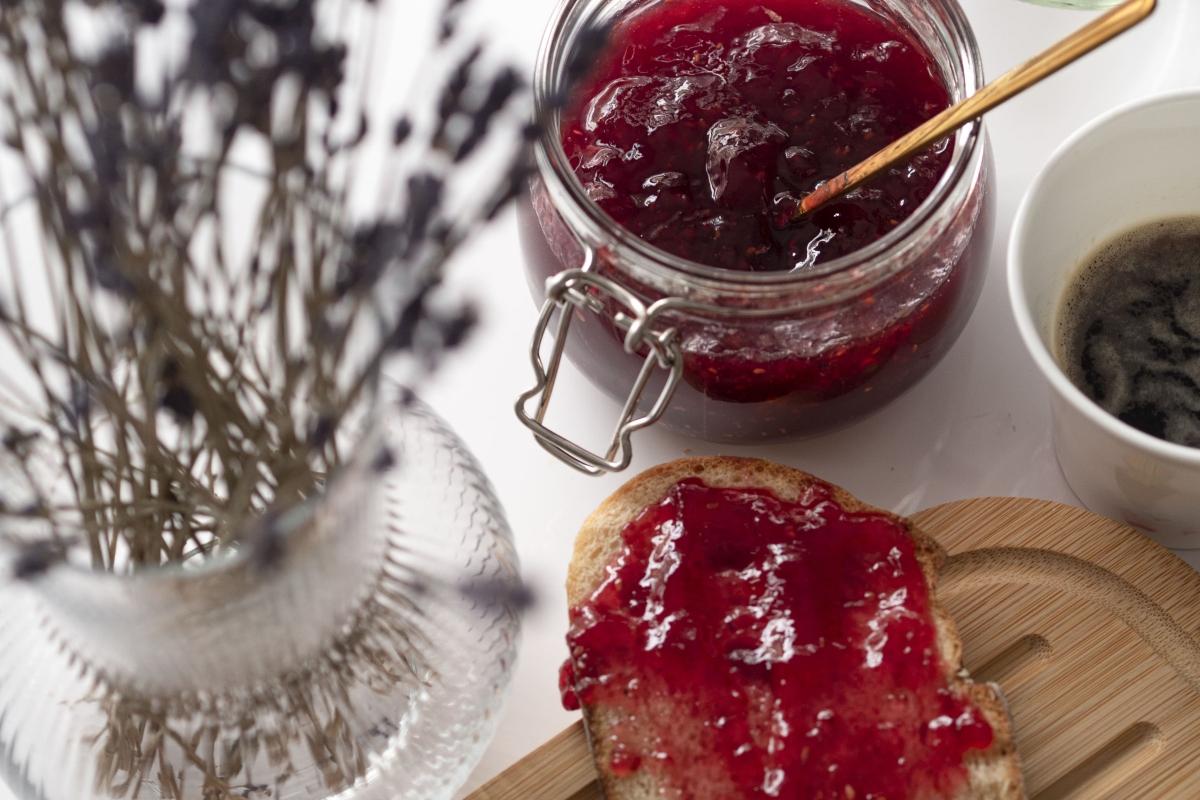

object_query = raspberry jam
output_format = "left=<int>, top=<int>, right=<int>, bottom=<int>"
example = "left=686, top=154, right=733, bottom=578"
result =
left=562, top=0, right=952, bottom=271
left=561, top=478, right=994, bottom=799
left=519, top=0, right=993, bottom=441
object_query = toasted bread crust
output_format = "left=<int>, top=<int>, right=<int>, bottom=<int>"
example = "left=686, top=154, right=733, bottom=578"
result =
left=566, top=457, right=1023, bottom=800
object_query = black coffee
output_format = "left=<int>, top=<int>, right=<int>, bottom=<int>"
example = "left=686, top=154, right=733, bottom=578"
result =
left=1056, top=216, right=1200, bottom=448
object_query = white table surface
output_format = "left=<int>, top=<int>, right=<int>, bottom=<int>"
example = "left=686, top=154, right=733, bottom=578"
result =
left=2, top=2, right=1198, bottom=800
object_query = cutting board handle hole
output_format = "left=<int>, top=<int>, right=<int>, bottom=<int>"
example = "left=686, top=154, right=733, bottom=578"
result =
left=1033, top=722, right=1163, bottom=800
left=941, top=547, right=1200, bottom=693
left=975, top=634, right=1052, bottom=686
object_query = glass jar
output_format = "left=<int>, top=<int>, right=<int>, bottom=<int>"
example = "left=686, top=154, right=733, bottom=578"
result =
left=516, top=0, right=995, bottom=473
left=0, top=394, right=520, bottom=800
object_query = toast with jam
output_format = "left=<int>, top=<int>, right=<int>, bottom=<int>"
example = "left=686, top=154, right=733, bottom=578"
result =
left=561, top=457, right=1023, bottom=799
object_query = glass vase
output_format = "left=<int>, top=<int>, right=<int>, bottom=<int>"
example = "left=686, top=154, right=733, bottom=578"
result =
left=0, top=394, right=520, bottom=800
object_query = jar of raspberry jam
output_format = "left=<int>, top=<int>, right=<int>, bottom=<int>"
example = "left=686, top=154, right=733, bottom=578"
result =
left=517, top=0, right=995, bottom=474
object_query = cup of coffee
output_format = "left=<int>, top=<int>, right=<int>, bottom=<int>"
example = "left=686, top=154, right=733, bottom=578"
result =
left=1009, top=89, right=1200, bottom=549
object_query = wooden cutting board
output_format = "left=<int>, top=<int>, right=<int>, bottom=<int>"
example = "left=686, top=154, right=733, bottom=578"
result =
left=468, top=497, right=1200, bottom=800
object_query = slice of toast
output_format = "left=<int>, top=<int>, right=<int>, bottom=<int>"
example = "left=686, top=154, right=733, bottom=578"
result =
left=565, top=456, right=1024, bottom=800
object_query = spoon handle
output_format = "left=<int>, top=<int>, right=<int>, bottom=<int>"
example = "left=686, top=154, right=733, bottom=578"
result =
left=796, top=0, right=1156, bottom=217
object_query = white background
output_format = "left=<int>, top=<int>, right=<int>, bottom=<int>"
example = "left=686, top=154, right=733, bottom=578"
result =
left=2, top=1, right=1198, bottom=799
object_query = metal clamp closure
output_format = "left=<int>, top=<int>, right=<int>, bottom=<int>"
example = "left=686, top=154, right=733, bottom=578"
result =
left=515, top=250, right=683, bottom=475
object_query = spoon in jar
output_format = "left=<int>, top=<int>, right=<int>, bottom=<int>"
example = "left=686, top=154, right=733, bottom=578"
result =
left=793, top=0, right=1156, bottom=218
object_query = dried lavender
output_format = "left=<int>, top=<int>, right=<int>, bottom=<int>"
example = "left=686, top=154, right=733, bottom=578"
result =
left=0, top=4, right=612, bottom=798
left=0, top=0, right=545, bottom=573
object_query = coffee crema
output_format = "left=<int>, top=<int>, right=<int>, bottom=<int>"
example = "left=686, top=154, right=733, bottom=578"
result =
left=1056, top=216, right=1200, bottom=448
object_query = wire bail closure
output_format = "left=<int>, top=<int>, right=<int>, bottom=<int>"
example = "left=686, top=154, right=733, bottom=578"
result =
left=515, top=248, right=683, bottom=475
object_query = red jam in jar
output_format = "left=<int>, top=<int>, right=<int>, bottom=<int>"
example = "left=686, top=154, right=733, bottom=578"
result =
left=560, top=478, right=994, bottom=799
left=562, top=0, right=952, bottom=272
left=520, top=0, right=993, bottom=442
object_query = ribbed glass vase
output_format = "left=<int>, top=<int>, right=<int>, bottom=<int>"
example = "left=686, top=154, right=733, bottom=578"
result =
left=0, top=396, right=519, bottom=800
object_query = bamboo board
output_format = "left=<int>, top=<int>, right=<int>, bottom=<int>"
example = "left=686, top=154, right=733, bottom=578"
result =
left=468, top=498, right=1200, bottom=800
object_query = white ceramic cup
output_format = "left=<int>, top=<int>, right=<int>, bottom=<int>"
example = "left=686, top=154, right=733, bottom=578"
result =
left=1009, top=89, right=1200, bottom=550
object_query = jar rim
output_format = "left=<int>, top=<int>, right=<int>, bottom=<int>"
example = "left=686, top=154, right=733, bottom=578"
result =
left=532, top=0, right=986, bottom=287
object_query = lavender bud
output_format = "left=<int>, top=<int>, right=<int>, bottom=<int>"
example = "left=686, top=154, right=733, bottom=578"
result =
left=453, top=67, right=522, bottom=163
left=483, top=159, right=533, bottom=221
left=400, top=172, right=443, bottom=259
left=2, top=428, right=38, bottom=454
left=158, top=360, right=197, bottom=422
left=393, top=117, right=413, bottom=146
left=12, top=541, right=64, bottom=582
left=433, top=44, right=483, bottom=146
left=67, top=380, right=91, bottom=427
left=160, top=386, right=197, bottom=422
left=371, top=447, right=396, bottom=474
left=310, top=415, right=335, bottom=449
left=521, top=120, right=543, bottom=143
left=135, top=0, right=165, bottom=24
left=460, top=577, right=537, bottom=612
left=563, top=22, right=612, bottom=90
left=91, top=41, right=136, bottom=98
left=387, top=280, right=436, bottom=352
left=250, top=514, right=286, bottom=572
left=439, top=304, right=478, bottom=349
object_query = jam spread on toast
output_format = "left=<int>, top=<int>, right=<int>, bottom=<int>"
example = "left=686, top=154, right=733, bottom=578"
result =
left=561, top=478, right=993, bottom=799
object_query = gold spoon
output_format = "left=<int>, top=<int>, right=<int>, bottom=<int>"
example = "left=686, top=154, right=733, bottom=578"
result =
left=795, top=0, right=1157, bottom=218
